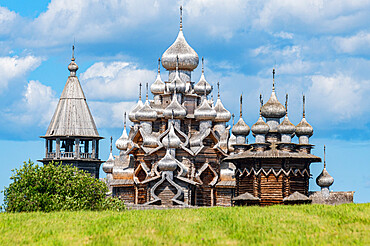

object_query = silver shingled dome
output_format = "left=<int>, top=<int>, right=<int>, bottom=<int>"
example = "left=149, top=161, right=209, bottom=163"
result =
left=278, top=115, right=296, bottom=135
left=163, top=91, right=187, bottom=119
left=162, top=123, right=182, bottom=149
left=214, top=97, right=231, bottom=122
left=251, top=115, right=270, bottom=135
left=135, top=100, right=157, bottom=122
left=157, top=149, right=178, bottom=172
left=151, top=59, right=165, bottom=95
left=161, top=7, right=199, bottom=71
left=194, top=58, right=212, bottom=96
left=194, top=98, right=217, bottom=121
left=116, top=113, right=130, bottom=151
left=232, top=118, right=250, bottom=136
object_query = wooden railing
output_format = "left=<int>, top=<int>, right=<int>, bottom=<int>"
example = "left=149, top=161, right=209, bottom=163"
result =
left=60, top=152, right=74, bottom=158
left=47, top=152, right=94, bottom=159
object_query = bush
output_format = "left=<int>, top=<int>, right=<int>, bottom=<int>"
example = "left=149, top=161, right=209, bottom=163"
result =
left=2, top=160, right=125, bottom=212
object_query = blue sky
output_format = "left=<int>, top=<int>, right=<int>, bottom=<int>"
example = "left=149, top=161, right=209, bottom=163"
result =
left=0, top=0, right=369, bottom=203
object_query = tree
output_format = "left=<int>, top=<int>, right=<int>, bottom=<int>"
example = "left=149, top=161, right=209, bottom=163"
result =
left=2, top=160, right=125, bottom=212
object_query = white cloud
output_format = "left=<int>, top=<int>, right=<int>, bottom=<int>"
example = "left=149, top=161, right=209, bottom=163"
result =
left=334, top=31, right=370, bottom=55
left=308, top=74, right=370, bottom=121
left=184, top=0, right=252, bottom=39
left=20, top=0, right=165, bottom=46
left=254, top=0, right=370, bottom=34
left=89, top=101, right=136, bottom=128
left=0, top=7, right=18, bottom=35
left=0, top=56, right=42, bottom=92
left=80, top=61, right=156, bottom=101
left=3, top=80, right=58, bottom=127
left=273, top=31, right=294, bottom=39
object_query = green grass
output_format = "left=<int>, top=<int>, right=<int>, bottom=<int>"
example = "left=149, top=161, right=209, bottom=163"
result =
left=0, top=203, right=369, bottom=245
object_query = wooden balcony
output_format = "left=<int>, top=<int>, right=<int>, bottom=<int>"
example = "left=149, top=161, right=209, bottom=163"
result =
left=46, top=152, right=95, bottom=159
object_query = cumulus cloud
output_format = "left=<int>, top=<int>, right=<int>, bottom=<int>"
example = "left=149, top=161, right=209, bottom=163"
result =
left=184, top=0, right=252, bottom=39
left=0, top=7, right=18, bottom=36
left=80, top=61, right=156, bottom=101
left=89, top=101, right=136, bottom=128
left=18, top=0, right=168, bottom=47
left=308, top=74, right=370, bottom=121
left=4, top=80, right=58, bottom=127
left=334, top=31, right=370, bottom=55
left=0, top=55, right=42, bottom=93
left=254, top=0, right=370, bottom=34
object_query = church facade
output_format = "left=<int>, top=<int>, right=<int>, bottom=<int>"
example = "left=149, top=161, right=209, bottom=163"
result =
left=102, top=8, right=335, bottom=206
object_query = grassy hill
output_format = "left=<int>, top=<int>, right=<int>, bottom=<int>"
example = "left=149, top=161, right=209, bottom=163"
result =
left=0, top=203, right=369, bottom=245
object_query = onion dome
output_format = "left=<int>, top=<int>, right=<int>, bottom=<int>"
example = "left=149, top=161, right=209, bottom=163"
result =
left=194, top=97, right=217, bottom=121
left=68, top=45, right=78, bottom=76
left=296, top=95, right=313, bottom=137
left=168, top=56, right=186, bottom=93
left=157, top=149, right=178, bottom=172
left=135, top=83, right=157, bottom=122
left=163, top=90, right=186, bottom=119
left=278, top=94, right=296, bottom=135
left=232, top=118, right=250, bottom=136
left=194, top=57, right=212, bottom=96
left=161, top=6, right=199, bottom=71
left=252, top=115, right=270, bottom=135
left=116, top=112, right=130, bottom=150
left=231, top=94, right=250, bottom=136
left=214, top=82, right=231, bottom=122
left=129, top=83, right=144, bottom=123
left=103, top=137, right=114, bottom=174
left=261, top=69, right=286, bottom=119
left=150, top=58, right=165, bottom=95
left=162, top=122, right=182, bottom=148
left=316, top=146, right=334, bottom=188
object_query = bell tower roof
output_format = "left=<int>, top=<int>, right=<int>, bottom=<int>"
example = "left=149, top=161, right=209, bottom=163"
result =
left=43, top=47, right=100, bottom=138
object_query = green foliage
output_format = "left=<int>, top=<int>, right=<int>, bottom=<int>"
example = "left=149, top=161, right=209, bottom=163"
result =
left=0, top=204, right=368, bottom=245
left=2, top=160, right=125, bottom=212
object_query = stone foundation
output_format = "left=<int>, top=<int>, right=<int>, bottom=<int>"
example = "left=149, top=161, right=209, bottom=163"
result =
left=309, top=191, right=354, bottom=205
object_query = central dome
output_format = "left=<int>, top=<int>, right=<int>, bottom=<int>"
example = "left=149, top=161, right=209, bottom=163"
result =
left=161, top=29, right=199, bottom=71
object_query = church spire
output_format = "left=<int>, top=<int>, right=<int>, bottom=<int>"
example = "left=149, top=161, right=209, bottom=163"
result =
left=180, top=5, right=183, bottom=31
left=68, top=45, right=78, bottom=76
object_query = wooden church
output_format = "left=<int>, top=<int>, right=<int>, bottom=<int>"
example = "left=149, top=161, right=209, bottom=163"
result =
left=102, top=7, right=324, bottom=206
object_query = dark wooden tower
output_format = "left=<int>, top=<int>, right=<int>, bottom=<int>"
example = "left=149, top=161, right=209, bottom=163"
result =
left=40, top=47, right=103, bottom=178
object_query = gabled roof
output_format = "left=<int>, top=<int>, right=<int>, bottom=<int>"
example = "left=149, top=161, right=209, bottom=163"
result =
left=43, top=73, right=100, bottom=138
left=232, top=192, right=260, bottom=201
left=283, top=191, right=311, bottom=202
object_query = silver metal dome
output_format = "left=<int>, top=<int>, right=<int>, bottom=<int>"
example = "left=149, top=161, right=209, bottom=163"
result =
left=296, top=95, right=313, bottom=137
left=103, top=137, right=114, bottom=174
left=251, top=115, right=270, bottom=135
left=128, top=84, right=144, bottom=123
left=150, top=58, right=165, bottom=95
left=278, top=96, right=295, bottom=135
left=162, top=122, right=182, bottom=149
left=316, top=146, right=334, bottom=188
left=232, top=118, right=250, bottom=136
left=296, top=118, right=313, bottom=137
left=194, top=58, right=212, bottom=96
left=136, top=100, right=157, bottom=122
left=214, top=83, right=231, bottom=122
left=261, top=69, right=286, bottom=119
left=278, top=115, right=295, bottom=135
left=68, top=45, right=78, bottom=76
left=161, top=7, right=199, bottom=71
left=116, top=113, right=130, bottom=151
left=157, top=149, right=178, bottom=172
left=194, top=98, right=217, bottom=121
left=163, top=91, right=187, bottom=119
left=168, top=57, right=186, bottom=93
left=136, top=84, right=157, bottom=122
left=231, top=94, right=250, bottom=136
